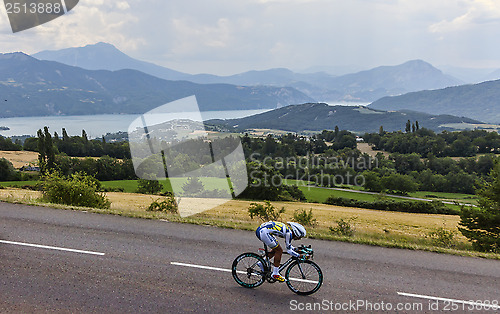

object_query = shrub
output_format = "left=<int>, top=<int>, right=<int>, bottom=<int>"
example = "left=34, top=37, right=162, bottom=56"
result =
left=147, top=196, right=178, bottom=214
left=280, top=185, right=307, bottom=201
left=136, top=177, right=163, bottom=195
left=427, top=227, right=455, bottom=248
left=330, top=217, right=357, bottom=237
left=197, top=188, right=231, bottom=198
left=293, top=208, right=317, bottom=227
left=41, top=171, right=110, bottom=209
left=248, top=201, right=285, bottom=222
left=100, top=186, right=125, bottom=192
left=459, top=162, right=500, bottom=253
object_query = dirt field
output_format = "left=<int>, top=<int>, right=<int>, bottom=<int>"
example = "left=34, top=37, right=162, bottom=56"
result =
left=357, top=143, right=389, bottom=158
left=0, top=151, right=38, bottom=168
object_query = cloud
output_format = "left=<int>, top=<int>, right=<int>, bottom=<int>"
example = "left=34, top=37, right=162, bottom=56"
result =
left=171, top=17, right=232, bottom=54
left=0, top=0, right=143, bottom=54
left=429, top=0, right=500, bottom=33
left=116, top=1, right=131, bottom=10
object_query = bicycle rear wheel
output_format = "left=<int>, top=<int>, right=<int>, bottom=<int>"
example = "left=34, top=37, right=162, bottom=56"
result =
left=232, top=253, right=266, bottom=288
left=285, top=260, right=323, bottom=295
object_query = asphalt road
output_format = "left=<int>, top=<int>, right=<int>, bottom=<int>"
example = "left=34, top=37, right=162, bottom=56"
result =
left=1, top=202, right=499, bottom=313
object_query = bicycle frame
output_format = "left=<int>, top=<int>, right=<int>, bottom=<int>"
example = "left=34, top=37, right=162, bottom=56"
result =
left=260, top=244, right=306, bottom=282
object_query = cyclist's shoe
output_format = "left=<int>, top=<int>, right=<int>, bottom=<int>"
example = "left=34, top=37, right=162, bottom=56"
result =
left=272, top=274, right=285, bottom=282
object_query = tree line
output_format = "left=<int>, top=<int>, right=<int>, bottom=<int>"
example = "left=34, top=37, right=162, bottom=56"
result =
left=23, top=128, right=131, bottom=159
left=364, top=127, right=500, bottom=157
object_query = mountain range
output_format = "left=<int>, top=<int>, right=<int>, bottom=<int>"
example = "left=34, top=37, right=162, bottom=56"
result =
left=370, top=79, right=500, bottom=124
left=207, top=103, right=487, bottom=134
left=5, top=42, right=499, bottom=125
left=33, top=43, right=462, bottom=102
left=0, top=52, right=312, bottom=117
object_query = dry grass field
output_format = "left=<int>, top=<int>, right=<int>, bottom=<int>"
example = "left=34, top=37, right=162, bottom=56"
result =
left=0, top=187, right=472, bottom=253
left=0, top=150, right=38, bottom=168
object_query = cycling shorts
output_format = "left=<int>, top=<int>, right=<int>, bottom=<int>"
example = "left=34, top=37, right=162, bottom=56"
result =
left=256, top=227, right=279, bottom=249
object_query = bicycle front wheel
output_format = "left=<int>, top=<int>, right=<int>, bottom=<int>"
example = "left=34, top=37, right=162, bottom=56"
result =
left=285, top=260, right=323, bottom=295
left=232, top=253, right=266, bottom=288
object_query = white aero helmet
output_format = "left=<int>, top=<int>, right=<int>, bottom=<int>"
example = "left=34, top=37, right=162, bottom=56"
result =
left=288, top=222, right=306, bottom=238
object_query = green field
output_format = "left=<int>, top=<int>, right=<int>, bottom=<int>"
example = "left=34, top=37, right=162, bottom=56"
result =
left=0, top=181, right=39, bottom=188
left=296, top=185, right=388, bottom=203
left=284, top=180, right=477, bottom=205
left=101, top=177, right=230, bottom=193
left=408, top=191, right=478, bottom=204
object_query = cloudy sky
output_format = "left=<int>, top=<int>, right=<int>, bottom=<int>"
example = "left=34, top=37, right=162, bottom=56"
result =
left=1, top=0, right=500, bottom=75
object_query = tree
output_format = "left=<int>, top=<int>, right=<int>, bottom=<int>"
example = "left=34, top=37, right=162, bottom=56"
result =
left=82, top=129, right=89, bottom=143
left=0, top=136, right=22, bottom=151
left=37, top=129, right=46, bottom=169
left=44, top=127, right=55, bottom=170
left=0, top=158, right=19, bottom=181
left=382, top=173, right=418, bottom=194
left=37, top=127, right=55, bottom=174
left=62, top=128, right=69, bottom=141
left=263, top=135, right=277, bottom=155
left=181, top=177, right=205, bottom=196
left=361, top=170, right=383, bottom=192
left=238, top=162, right=282, bottom=201
left=379, top=126, right=385, bottom=135
left=405, top=120, right=411, bottom=133
left=459, top=162, right=500, bottom=252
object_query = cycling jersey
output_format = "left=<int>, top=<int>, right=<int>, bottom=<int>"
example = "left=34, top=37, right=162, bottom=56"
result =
left=255, top=221, right=299, bottom=257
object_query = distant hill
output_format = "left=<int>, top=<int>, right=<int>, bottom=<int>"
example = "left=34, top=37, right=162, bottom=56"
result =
left=0, top=52, right=312, bottom=117
left=207, top=103, right=484, bottom=133
left=33, top=42, right=192, bottom=81
left=33, top=43, right=462, bottom=103
left=323, top=60, right=462, bottom=101
left=437, top=65, right=496, bottom=84
left=369, top=79, right=500, bottom=124
left=482, top=69, right=500, bottom=82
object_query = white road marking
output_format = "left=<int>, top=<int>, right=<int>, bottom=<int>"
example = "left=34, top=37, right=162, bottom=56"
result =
left=0, top=240, right=105, bottom=256
left=171, top=261, right=319, bottom=284
left=171, top=262, right=231, bottom=273
left=398, top=292, right=492, bottom=307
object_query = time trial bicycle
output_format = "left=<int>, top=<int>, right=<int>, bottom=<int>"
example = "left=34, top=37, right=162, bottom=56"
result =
left=231, top=244, right=323, bottom=295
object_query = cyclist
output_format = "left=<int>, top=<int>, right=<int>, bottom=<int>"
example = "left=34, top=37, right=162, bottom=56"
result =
left=255, top=221, right=307, bottom=282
